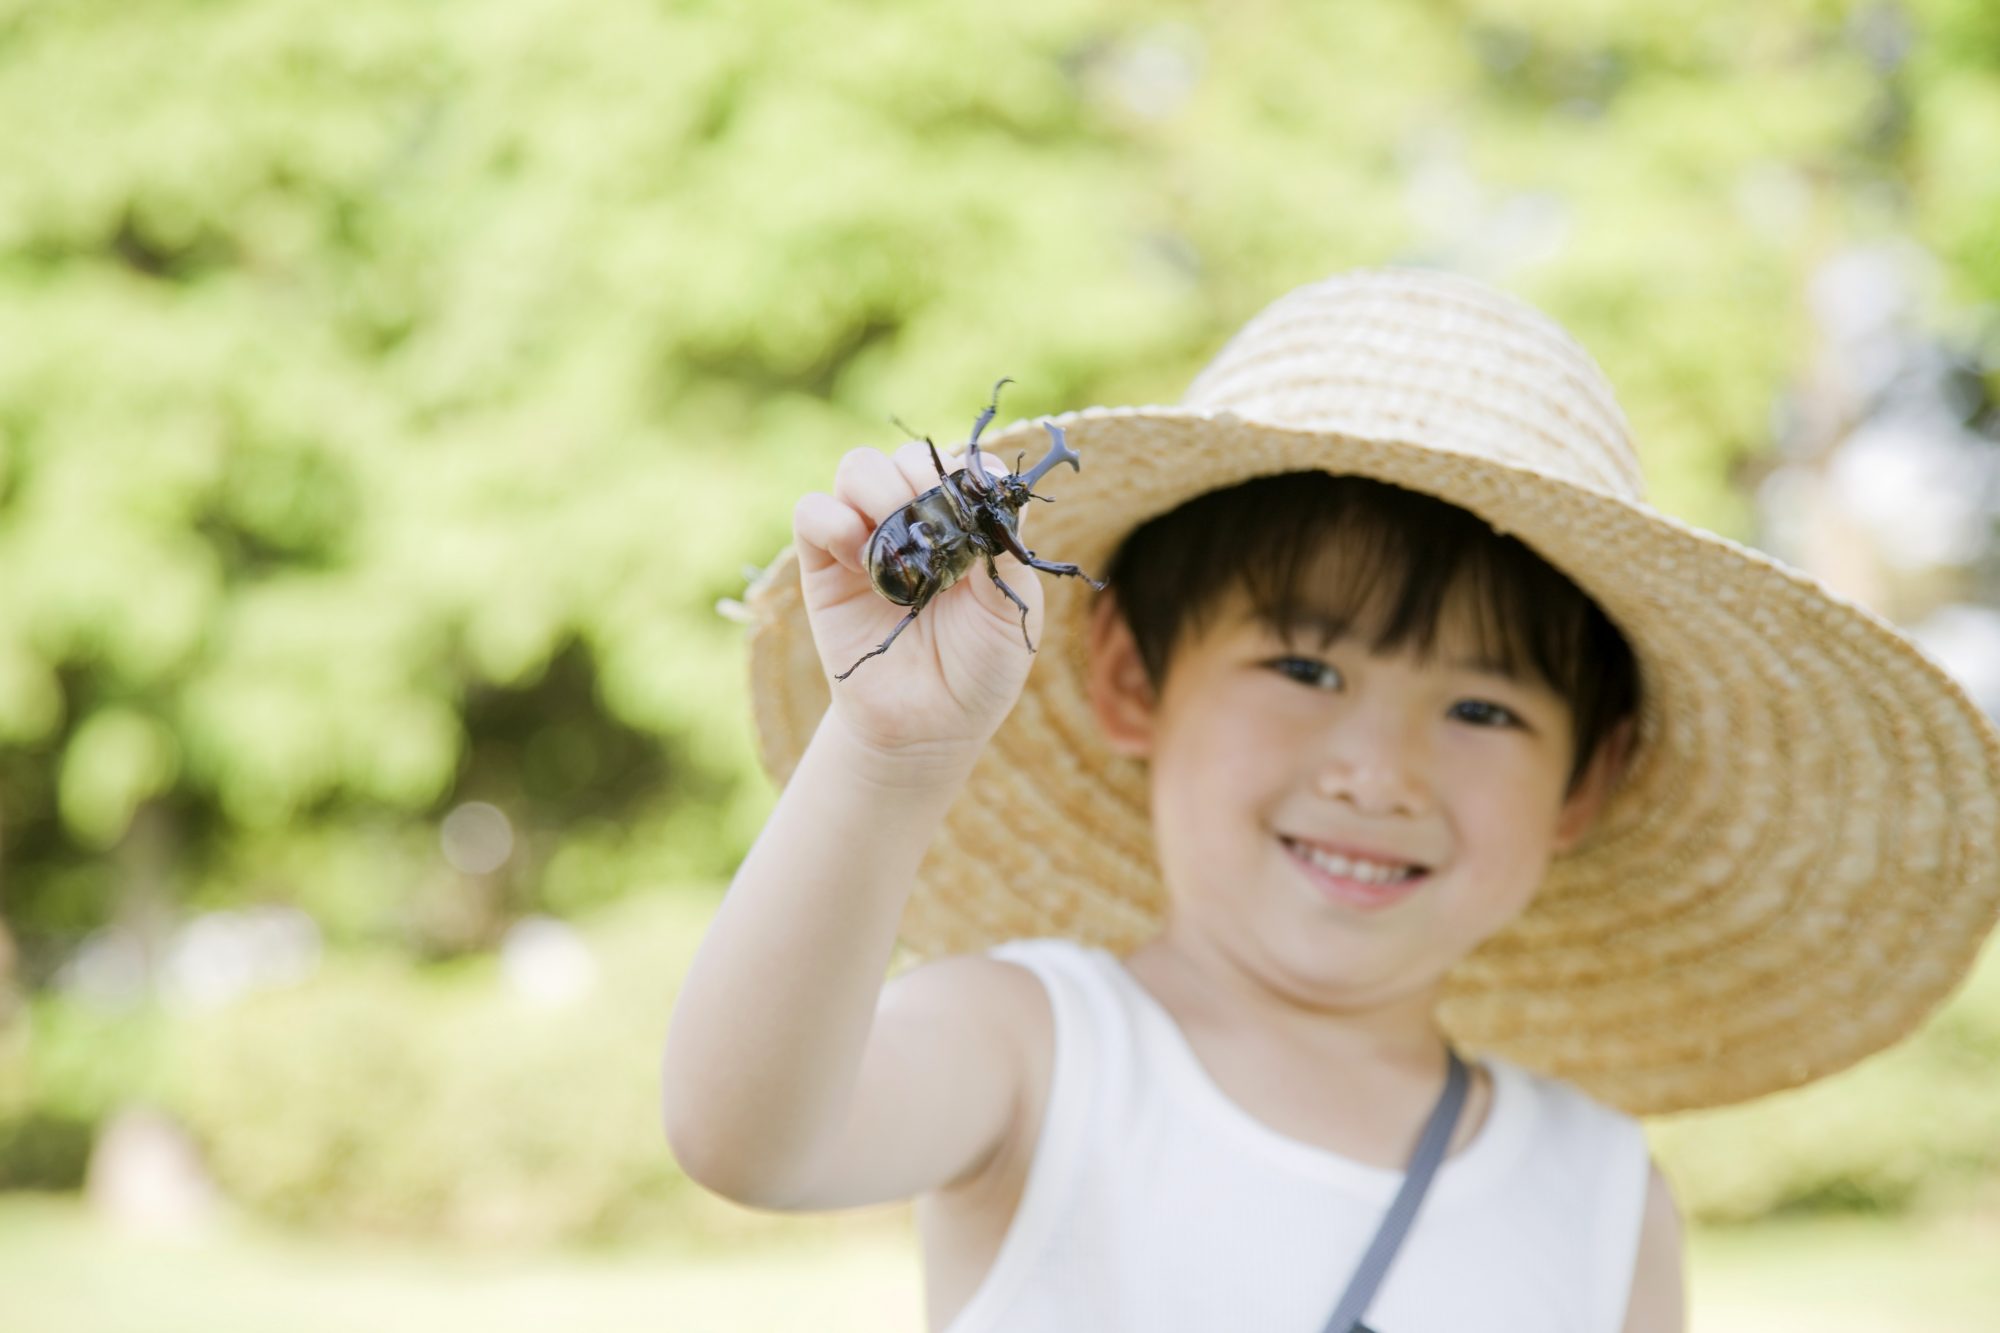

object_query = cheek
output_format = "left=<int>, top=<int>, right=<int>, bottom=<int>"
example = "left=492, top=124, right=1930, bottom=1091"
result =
left=1149, top=713, right=1287, bottom=854
left=1448, top=764, right=1568, bottom=879
left=1164, top=705, right=1288, bottom=793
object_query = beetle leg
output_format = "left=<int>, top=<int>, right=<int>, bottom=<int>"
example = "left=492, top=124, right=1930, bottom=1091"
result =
left=834, top=606, right=923, bottom=682
left=982, top=553, right=1036, bottom=653
left=925, top=439, right=953, bottom=485
left=989, top=520, right=1109, bottom=592
left=927, top=441, right=981, bottom=518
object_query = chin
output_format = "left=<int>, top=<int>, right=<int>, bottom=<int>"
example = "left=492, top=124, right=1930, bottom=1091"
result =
left=1256, top=927, right=1401, bottom=989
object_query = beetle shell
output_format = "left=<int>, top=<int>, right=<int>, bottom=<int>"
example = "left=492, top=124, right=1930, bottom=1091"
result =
left=865, top=489, right=976, bottom=606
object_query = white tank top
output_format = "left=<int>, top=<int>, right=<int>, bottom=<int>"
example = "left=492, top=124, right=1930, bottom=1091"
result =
left=941, top=937, right=1650, bottom=1333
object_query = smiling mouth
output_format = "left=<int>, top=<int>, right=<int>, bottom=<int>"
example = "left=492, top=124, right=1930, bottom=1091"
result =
left=1279, top=836, right=1431, bottom=907
left=1281, top=836, right=1426, bottom=881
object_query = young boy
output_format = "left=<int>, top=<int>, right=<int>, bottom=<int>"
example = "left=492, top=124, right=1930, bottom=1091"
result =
left=662, top=268, right=2000, bottom=1332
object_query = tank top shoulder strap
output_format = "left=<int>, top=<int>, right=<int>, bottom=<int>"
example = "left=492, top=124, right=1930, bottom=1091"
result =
left=1492, top=1059, right=1652, bottom=1332
left=985, top=936, right=1139, bottom=1114
left=944, top=938, right=1139, bottom=1333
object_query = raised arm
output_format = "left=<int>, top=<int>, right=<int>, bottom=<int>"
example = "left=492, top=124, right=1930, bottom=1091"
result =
left=661, top=439, right=1045, bottom=1210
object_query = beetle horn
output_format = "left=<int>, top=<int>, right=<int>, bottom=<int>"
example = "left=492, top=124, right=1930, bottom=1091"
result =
left=958, top=377, right=1013, bottom=496
left=1015, top=421, right=1081, bottom=488
left=968, top=377, right=1013, bottom=447
left=962, top=438, right=995, bottom=493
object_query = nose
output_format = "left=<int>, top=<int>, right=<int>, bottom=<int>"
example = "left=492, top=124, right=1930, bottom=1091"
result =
left=1311, top=705, right=1431, bottom=817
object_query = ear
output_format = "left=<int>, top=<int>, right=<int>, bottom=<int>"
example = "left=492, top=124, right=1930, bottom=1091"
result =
left=1085, top=592, right=1159, bottom=759
left=1552, top=715, right=1636, bottom=854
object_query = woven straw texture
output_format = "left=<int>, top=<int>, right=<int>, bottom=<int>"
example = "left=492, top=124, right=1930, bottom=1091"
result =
left=743, top=268, right=2000, bottom=1116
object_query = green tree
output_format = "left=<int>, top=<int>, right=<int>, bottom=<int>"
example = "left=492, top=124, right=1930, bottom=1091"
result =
left=0, top=0, right=1994, bottom=982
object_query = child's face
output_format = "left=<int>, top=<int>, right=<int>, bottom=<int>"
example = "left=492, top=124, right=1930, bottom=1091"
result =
left=1086, top=577, right=1624, bottom=1011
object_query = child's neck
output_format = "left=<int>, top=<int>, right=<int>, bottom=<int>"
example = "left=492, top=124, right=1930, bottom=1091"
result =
left=1121, top=925, right=1451, bottom=1073
left=1117, top=925, right=1490, bottom=1170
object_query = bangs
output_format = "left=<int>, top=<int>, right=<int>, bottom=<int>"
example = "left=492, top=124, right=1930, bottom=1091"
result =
left=1234, top=483, right=1590, bottom=692
left=1102, top=473, right=1640, bottom=789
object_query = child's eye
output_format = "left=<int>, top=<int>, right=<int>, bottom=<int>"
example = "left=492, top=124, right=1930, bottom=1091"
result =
left=1451, top=699, right=1522, bottom=728
left=1269, top=657, right=1343, bottom=690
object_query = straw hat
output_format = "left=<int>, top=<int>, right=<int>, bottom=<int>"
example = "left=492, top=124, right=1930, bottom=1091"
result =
left=738, top=266, right=2000, bottom=1116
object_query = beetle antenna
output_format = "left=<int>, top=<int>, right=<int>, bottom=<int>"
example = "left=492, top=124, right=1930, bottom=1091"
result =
left=1027, top=491, right=1056, bottom=503
left=888, top=414, right=932, bottom=447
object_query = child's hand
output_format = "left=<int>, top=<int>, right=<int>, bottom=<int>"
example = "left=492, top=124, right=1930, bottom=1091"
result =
left=792, top=441, right=1044, bottom=766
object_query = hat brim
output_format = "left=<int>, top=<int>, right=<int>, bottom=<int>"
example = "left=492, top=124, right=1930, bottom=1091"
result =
left=745, top=405, right=2000, bottom=1116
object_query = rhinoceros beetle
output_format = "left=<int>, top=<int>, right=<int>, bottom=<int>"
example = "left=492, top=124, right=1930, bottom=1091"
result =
left=836, top=378, right=1106, bottom=682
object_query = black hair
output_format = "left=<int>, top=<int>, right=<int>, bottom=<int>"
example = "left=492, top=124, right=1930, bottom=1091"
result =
left=1102, top=473, right=1640, bottom=793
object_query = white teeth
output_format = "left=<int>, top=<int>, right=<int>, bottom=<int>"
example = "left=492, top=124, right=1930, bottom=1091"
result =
left=1288, top=840, right=1420, bottom=885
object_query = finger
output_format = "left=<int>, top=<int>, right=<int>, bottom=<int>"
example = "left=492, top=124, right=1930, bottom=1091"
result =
left=967, top=550, right=1040, bottom=642
left=793, top=491, right=871, bottom=576
left=832, top=445, right=924, bottom=526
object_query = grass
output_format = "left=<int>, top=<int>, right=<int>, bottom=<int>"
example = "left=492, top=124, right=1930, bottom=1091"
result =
left=0, top=1195, right=921, bottom=1333
left=2, top=1195, right=1998, bottom=1332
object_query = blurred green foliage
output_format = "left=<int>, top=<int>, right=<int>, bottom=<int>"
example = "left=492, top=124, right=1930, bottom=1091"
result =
left=0, top=889, right=722, bottom=1241
left=5, top=0, right=1999, bottom=966
left=166, top=957, right=691, bottom=1242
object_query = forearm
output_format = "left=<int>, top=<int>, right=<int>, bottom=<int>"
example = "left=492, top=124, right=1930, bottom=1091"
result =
left=660, top=710, right=978, bottom=1199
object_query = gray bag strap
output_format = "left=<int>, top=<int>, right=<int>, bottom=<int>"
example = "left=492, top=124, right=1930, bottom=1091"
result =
left=1317, top=1048, right=1470, bottom=1333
